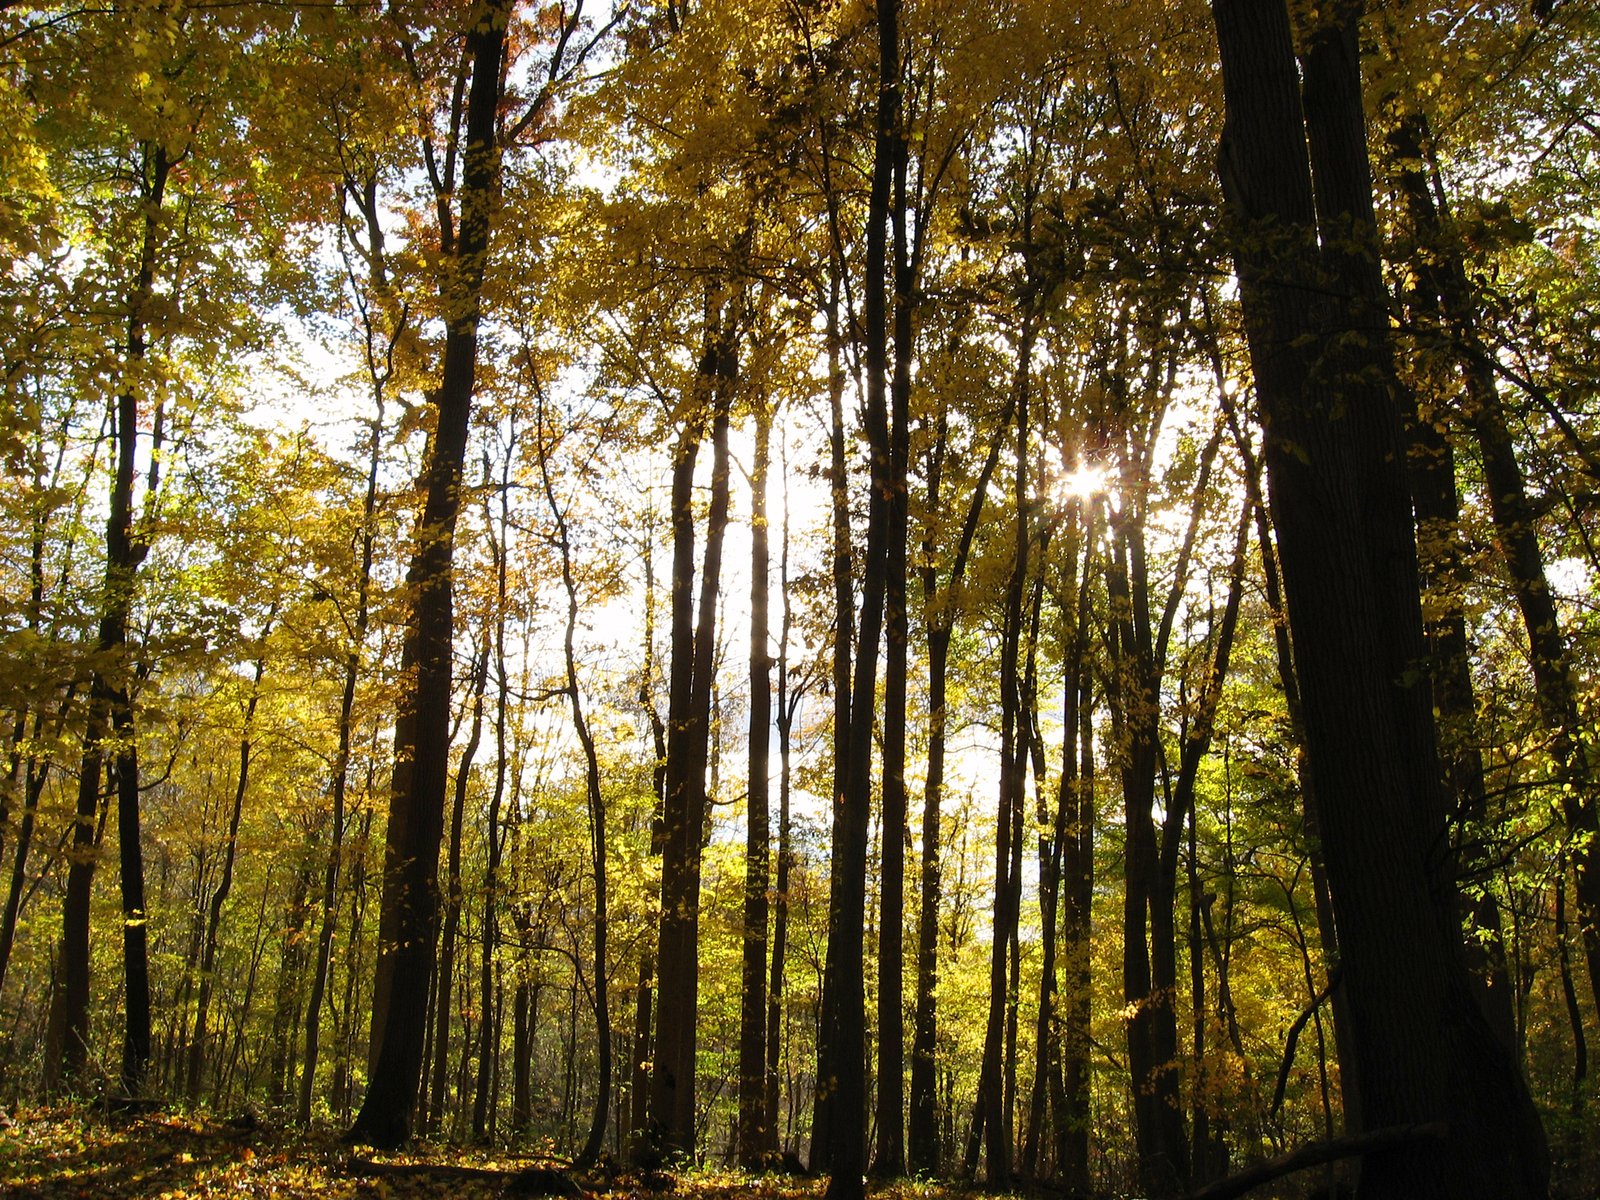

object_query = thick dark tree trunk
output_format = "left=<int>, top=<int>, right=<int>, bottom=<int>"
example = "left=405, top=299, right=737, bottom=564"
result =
left=646, top=298, right=737, bottom=1162
left=1210, top=1, right=1549, bottom=1195
left=349, top=3, right=508, bottom=1147
left=426, top=639, right=490, bottom=1132
left=822, top=5, right=897, bottom=1196
left=513, top=977, right=537, bottom=1135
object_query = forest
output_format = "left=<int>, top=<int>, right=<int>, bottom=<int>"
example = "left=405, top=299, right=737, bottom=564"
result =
left=0, top=0, right=1596, bottom=1198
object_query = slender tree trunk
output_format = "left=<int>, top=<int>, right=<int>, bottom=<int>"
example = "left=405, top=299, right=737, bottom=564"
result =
left=1384, top=109, right=1522, bottom=1055
left=300, top=188, right=392, bottom=1125
left=630, top=520, right=668, bottom=1158
left=972, top=332, right=1036, bottom=1188
left=814, top=211, right=854, bottom=1176
left=0, top=491, right=75, bottom=1000
left=1554, top=858, right=1588, bottom=1115
left=1023, top=509, right=1086, bottom=1183
left=473, top=463, right=516, bottom=1144
left=767, top=477, right=797, bottom=1157
left=873, top=45, right=914, bottom=1171
left=269, top=852, right=314, bottom=1105
left=1059, top=651, right=1096, bottom=1195
left=539, top=395, right=613, bottom=1164
left=739, top=395, right=774, bottom=1168
left=113, top=139, right=172, bottom=1103
left=189, top=643, right=270, bottom=1101
left=908, top=383, right=1011, bottom=1178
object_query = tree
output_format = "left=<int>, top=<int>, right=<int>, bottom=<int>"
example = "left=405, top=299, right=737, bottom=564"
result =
left=1210, top=0, right=1549, bottom=1194
left=350, top=0, right=512, bottom=1147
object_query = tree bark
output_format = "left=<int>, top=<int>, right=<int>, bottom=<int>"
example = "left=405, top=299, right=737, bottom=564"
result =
left=349, top=1, right=508, bottom=1147
left=646, top=293, right=737, bottom=1162
left=739, top=393, right=774, bottom=1168
left=1210, top=1, right=1549, bottom=1194
left=822, top=4, right=897, bottom=1194
left=426, top=637, right=490, bottom=1133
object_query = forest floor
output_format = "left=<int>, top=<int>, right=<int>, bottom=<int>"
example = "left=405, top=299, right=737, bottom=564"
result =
left=0, top=1106, right=956, bottom=1200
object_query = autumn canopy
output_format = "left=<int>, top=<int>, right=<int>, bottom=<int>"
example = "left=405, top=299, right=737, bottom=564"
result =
left=0, top=2, right=1595, bottom=1199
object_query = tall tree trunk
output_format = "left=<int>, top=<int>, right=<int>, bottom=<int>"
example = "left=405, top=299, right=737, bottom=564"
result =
left=1023, top=508, right=1087, bottom=1184
left=1059, top=623, right=1096, bottom=1196
left=646, top=294, right=737, bottom=1162
left=539, top=395, right=613, bottom=1164
left=630, top=527, right=668, bottom=1158
left=822, top=5, right=897, bottom=1196
left=739, top=393, right=774, bottom=1168
left=46, top=140, right=170, bottom=1097
left=269, top=850, right=315, bottom=1105
left=189, top=641, right=271, bottom=1101
left=813, top=204, right=854, bottom=1176
left=473, top=457, right=515, bottom=1144
left=873, top=40, right=914, bottom=1171
left=908, top=385, right=1012, bottom=1179
left=112, top=139, right=173, bottom=1104
left=767, top=459, right=798, bottom=1157
left=1210, top=2, right=1549, bottom=1194
left=300, top=175, right=393, bottom=1127
left=1104, top=406, right=1214, bottom=1199
left=349, top=2, right=508, bottom=1147
left=427, top=638, right=491, bottom=1132
left=971, top=330, right=1036, bottom=1188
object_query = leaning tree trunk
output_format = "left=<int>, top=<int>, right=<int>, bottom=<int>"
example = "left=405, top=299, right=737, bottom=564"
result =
left=1209, top=1, right=1549, bottom=1195
left=348, top=2, right=508, bottom=1147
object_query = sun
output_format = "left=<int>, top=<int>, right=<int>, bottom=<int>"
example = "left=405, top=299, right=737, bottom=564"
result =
left=1056, top=461, right=1110, bottom=503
